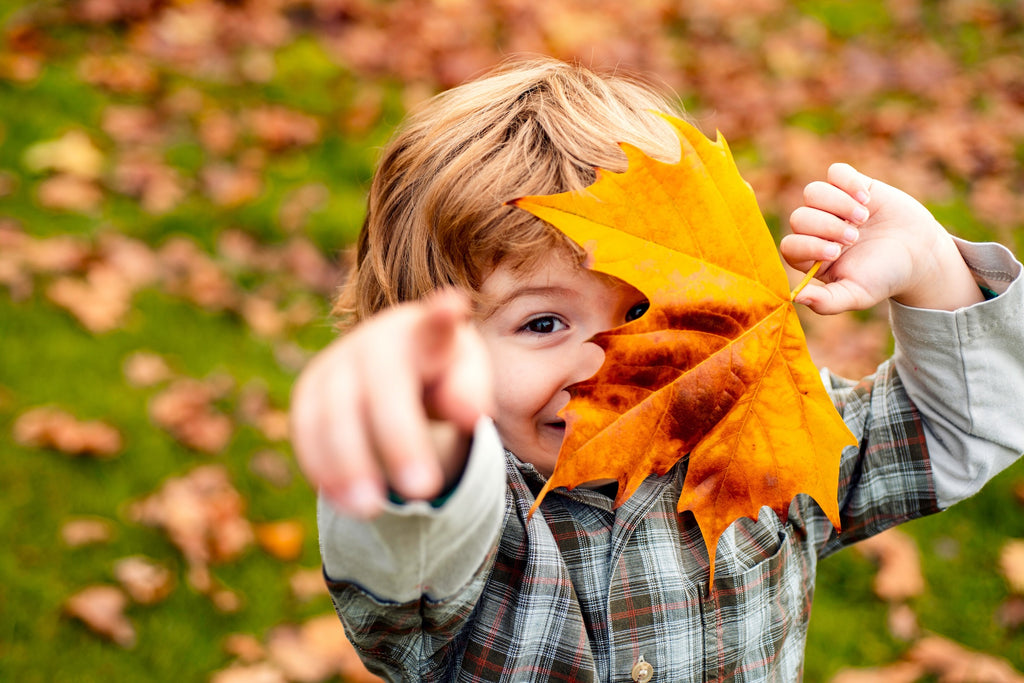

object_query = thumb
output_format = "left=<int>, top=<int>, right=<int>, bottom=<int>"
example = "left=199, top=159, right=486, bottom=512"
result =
left=793, top=280, right=870, bottom=316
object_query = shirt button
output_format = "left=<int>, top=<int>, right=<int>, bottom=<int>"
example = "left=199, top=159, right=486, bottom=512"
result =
left=631, top=655, right=654, bottom=682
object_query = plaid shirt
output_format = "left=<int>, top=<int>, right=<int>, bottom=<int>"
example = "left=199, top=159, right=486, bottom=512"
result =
left=323, top=242, right=1023, bottom=682
left=327, top=362, right=940, bottom=682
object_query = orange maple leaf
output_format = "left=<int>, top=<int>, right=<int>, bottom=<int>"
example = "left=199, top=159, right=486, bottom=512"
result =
left=511, top=114, right=857, bottom=580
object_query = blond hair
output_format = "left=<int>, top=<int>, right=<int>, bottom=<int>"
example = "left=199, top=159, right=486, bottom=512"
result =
left=335, top=56, right=691, bottom=324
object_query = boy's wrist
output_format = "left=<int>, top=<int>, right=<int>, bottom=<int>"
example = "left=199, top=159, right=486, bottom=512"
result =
left=891, top=233, right=985, bottom=311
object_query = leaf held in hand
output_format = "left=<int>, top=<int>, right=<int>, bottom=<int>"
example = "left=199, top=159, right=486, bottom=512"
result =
left=512, top=114, right=857, bottom=580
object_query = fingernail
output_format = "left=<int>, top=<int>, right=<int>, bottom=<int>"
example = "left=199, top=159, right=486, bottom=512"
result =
left=825, top=243, right=842, bottom=259
left=395, top=462, right=439, bottom=499
left=843, top=227, right=860, bottom=244
left=342, top=480, right=382, bottom=517
left=851, top=206, right=869, bottom=224
left=855, top=190, right=870, bottom=205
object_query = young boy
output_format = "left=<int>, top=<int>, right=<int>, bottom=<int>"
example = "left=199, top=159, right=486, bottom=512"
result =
left=290, top=57, right=1024, bottom=681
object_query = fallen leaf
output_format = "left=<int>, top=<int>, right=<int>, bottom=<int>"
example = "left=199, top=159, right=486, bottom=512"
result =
left=201, top=162, right=263, bottom=207
left=13, top=406, right=122, bottom=457
left=157, top=237, right=239, bottom=312
left=266, top=615, right=382, bottom=683
left=61, top=517, right=116, bottom=547
left=996, top=595, right=1024, bottom=630
left=255, top=520, right=305, bottom=561
left=248, top=449, right=293, bottom=488
left=77, top=53, right=159, bottom=94
left=289, top=568, right=329, bottom=602
left=512, top=114, right=856, bottom=578
left=999, top=539, right=1024, bottom=594
left=223, top=633, right=267, bottom=663
left=210, top=663, right=287, bottom=683
left=46, top=266, right=133, bottom=332
left=23, top=130, right=104, bottom=179
left=64, top=585, right=136, bottom=648
left=123, top=351, right=174, bottom=387
left=149, top=377, right=234, bottom=453
left=113, top=556, right=175, bottom=605
left=908, top=635, right=1024, bottom=682
left=129, top=464, right=253, bottom=593
left=887, top=603, right=920, bottom=642
left=245, top=106, right=321, bottom=151
left=856, top=529, right=926, bottom=602
left=830, top=661, right=926, bottom=683
left=35, top=174, right=104, bottom=212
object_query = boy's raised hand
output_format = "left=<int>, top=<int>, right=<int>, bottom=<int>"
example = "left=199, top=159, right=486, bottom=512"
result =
left=782, top=163, right=983, bottom=314
left=290, top=289, right=494, bottom=518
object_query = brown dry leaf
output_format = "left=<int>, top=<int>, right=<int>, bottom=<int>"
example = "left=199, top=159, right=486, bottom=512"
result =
left=289, top=568, right=328, bottom=602
left=888, top=603, right=920, bottom=642
left=241, top=295, right=287, bottom=338
left=999, top=539, right=1024, bottom=594
left=833, top=662, right=926, bottom=683
left=223, top=633, right=266, bottom=663
left=61, top=517, right=116, bottom=547
left=64, top=585, right=136, bottom=648
left=123, top=351, right=174, bottom=387
left=267, top=615, right=382, bottom=683
left=210, top=663, right=287, bottom=683
left=248, top=449, right=293, bottom=488
left=157, top=237, right=239, bottom=312
left=856, top=529, right=926, bottom=602
left=996, top=595, right=1024, bottom=631
left=197, top=108, right=240, bottom=156
left=22, top=234, right=91, bottom=274
left=237, top=382, right=290, bottom=441
left=245, top=106, right=321, bottom=151
left=129, top=464, right=253, bottom=593
left=35, top=174, right=104, bottom=212
left=111, top=152, right=188, bottom=214
left=278, top=184, right=329, bottom=233
left=908, top=635, right=1024, bottom=682
left=101, top=105, right=166, bottom=147
left=113, top=556, right=175, bottom=605
left=13, top=406, right=122, bottom=457
left=149, top=377, right=234, bottom=453
left=201, top=162, right=263, bottom=207
left=77, top=53, right=159, bottom=94
left=830, top=661, right=926, bottom=683
left=46, top=265, right=133, bottom=332
left=255, top=520, right=305, bottom=561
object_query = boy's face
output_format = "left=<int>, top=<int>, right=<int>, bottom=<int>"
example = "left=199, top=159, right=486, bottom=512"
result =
left=475, top=251, right=648, bottom=477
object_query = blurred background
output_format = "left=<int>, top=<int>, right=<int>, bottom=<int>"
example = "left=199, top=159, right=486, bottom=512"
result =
left=1, top=0, right=1022, bottom=681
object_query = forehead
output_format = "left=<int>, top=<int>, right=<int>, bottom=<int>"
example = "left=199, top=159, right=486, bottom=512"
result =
left=477, top=248, right=641, bottom=314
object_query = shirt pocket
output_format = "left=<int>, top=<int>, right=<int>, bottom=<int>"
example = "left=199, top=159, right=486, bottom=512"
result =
left=700, top=513, right=815, bottom=680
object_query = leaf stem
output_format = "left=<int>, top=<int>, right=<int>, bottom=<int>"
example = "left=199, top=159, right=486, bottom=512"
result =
left=790, top=261, right=822, bottom=302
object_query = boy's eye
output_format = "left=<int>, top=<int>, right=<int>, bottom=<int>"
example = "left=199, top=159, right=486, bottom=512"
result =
left=625, top=300, right=650, bottom=322
left=521, top=315, right=566, bottom=334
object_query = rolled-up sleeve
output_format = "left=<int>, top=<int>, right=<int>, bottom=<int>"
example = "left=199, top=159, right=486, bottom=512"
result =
left=890, top=239, right=1024, bottom=509
left=318, top=416, right=506, bottom=603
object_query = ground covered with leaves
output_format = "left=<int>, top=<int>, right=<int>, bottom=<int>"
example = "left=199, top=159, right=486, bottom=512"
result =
left=1, top=1, right=1022, bottom=681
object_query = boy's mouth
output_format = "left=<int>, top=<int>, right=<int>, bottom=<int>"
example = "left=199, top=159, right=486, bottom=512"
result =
left=545, top=420, right=566, bottom=431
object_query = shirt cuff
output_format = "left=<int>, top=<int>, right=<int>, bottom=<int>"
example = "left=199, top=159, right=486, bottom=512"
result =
left=318, top=417, right=506, bottom=602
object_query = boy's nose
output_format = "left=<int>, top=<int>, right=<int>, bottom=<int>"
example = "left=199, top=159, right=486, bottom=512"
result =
left=571, top=339, right=606, bottom=385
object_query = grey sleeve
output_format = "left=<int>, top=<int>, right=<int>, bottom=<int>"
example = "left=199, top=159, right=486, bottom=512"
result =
left=317, top=417, right=506, bottom=603
left=890, top=239, right=1024, bottom=508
